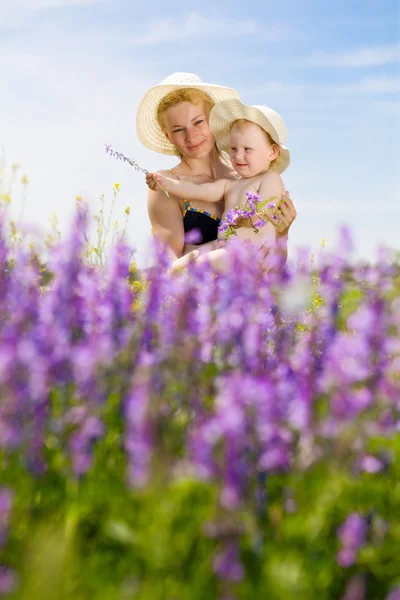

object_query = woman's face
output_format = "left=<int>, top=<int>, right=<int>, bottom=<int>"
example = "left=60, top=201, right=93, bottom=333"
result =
left=162, top=101, right=215, bottom=159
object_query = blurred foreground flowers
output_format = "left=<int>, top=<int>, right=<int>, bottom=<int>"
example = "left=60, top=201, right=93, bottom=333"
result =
left=0, top=200, right=399, bottom=599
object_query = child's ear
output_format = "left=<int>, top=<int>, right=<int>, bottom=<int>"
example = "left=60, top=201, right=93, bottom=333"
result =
left=269, top=144, right=279, bottom=161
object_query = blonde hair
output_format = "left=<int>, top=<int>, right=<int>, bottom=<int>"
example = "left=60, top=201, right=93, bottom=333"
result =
left=156, top=88, right=218, bottom=158
left=157, top=88, right=214, bottom=127
left=230, top=119, right=281, bottom=172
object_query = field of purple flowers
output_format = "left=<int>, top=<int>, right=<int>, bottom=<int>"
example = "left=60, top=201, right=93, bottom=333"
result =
left=0, top=206, right=400, bottom=600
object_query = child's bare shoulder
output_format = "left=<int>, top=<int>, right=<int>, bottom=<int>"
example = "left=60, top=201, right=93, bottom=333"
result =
left=258, top=171, right=284, bottom=191
left=259, top=171, right=283, bottom=184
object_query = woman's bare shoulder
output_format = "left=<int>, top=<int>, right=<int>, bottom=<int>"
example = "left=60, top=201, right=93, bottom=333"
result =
left=147, top=180, right=185, bottom=215
left=155, top=167, right=180, bottom=177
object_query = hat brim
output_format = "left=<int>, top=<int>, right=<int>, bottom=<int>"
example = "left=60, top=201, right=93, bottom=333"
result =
left=136, top=82, right=240, bottom=156
left=209, top=99, right=290, bottom=174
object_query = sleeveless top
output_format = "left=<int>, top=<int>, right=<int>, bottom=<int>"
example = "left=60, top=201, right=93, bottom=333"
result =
left=169, top=170, right=222, bottom=245
left=183, top=201, right=221, bottom=244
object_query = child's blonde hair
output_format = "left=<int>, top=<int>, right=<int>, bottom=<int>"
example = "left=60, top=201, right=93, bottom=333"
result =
left=230, top=119, right=281, bottom=172
left=157, top=89, right=219, bottom=158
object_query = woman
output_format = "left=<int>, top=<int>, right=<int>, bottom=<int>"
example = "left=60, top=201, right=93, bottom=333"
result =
left=136, top=72, right=296, bottom=267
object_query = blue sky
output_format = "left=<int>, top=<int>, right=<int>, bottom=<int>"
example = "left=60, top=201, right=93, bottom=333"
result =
left=0, top=0, right=399, bottom=263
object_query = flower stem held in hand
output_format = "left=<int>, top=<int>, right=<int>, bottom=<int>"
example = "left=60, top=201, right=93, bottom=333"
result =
left=105, top=144, right=170, bottom=198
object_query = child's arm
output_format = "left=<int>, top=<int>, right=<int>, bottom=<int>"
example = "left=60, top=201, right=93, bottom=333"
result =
left=258, top=172, right=285, bottom=210
left=146, top=172, right=227, bottom=203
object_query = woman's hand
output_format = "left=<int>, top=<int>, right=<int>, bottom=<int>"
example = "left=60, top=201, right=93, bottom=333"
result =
left=275, top=191, right=297, bottom=237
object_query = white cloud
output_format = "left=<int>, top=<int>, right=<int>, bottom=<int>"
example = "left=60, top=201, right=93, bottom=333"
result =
left=304, top=43, right=400, bottom=68
left=367, top=97, right=400, bottom=116
left=347, top=76, right=400, bottom=94
left=0, top=0, right=107, bottom=27
left=130, top=13, right=289, bottom=46
left=255, top=75, right=400, bottom=99
left=299, top=200, right=400, bottom=216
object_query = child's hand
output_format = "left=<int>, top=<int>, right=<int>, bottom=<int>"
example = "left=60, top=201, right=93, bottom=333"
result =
left=145, top=172, right=174, bottom=199
left=145, top=172, right=176, bottom=193
left=145, top=172, right=159, bottom=191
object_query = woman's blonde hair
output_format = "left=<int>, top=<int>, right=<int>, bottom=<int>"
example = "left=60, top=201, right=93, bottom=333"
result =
left=230, top=119, right=281, bottom=172
left=157, top=88, right=214, bottom=128
left=156, top=88, right=222, bottom=158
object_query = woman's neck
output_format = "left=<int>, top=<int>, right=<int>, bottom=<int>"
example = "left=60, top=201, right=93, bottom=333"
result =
left=179, top=148, right=221, bottom=180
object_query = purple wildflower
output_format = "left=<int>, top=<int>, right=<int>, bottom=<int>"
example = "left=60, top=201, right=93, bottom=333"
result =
left=0, top=567, right=18, bottom=595
left=338, top=513, right=367, bottom=549
left=360, top=455, right=384, bottom=473
left=253, top=219, right=267, bottom=229
left=386, top=586, right=400, bottom=600
left=0, top=488, right=13, bottom=547
left=125, top=359, right=154, bottom=488
left=213, top=540, right=244, bottom=582
left=337, top=548, right=357, bottom=568
left=340, top=574, right=366, bottom=600
left=68, top=414, right=104, bottom=476
left=336, top=513, right=367, bottom=567
left=184, top=228, right=202, bottom=244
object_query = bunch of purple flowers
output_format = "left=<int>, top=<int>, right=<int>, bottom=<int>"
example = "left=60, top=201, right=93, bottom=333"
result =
left=218, top=191, right=281, bottom=240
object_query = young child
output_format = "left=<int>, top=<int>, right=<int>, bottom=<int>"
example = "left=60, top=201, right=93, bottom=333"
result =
left=146, top=99, right=290, bottom=269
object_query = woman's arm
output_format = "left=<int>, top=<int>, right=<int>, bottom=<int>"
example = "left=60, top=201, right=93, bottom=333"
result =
left=258, top=172, right=288, bottom=266
left=275, top=191, right=297, bottom=235
left=147, top=186, right=185, bottom=258
left=146, top=172, right=227, bottom=203
left=274, top=192, right=297, bottom=266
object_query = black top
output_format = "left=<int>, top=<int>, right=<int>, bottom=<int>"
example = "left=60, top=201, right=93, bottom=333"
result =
left=183, top=201, right=221, bottom=245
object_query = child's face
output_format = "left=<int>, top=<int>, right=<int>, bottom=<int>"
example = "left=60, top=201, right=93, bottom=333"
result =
left=228, top=121, right=276, bottom=178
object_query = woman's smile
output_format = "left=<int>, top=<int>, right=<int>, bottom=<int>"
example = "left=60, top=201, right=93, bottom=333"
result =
left=187, top=140, right=206, bottom=151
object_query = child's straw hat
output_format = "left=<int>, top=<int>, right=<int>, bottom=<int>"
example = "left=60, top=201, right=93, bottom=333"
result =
left=210, top=99, right=290, bottom=173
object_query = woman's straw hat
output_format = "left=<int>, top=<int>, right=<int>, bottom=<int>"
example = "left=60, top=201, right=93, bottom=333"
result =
left=209, top=99, right=290, bottom=173
left=136, top=72, right=240, bottom=155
